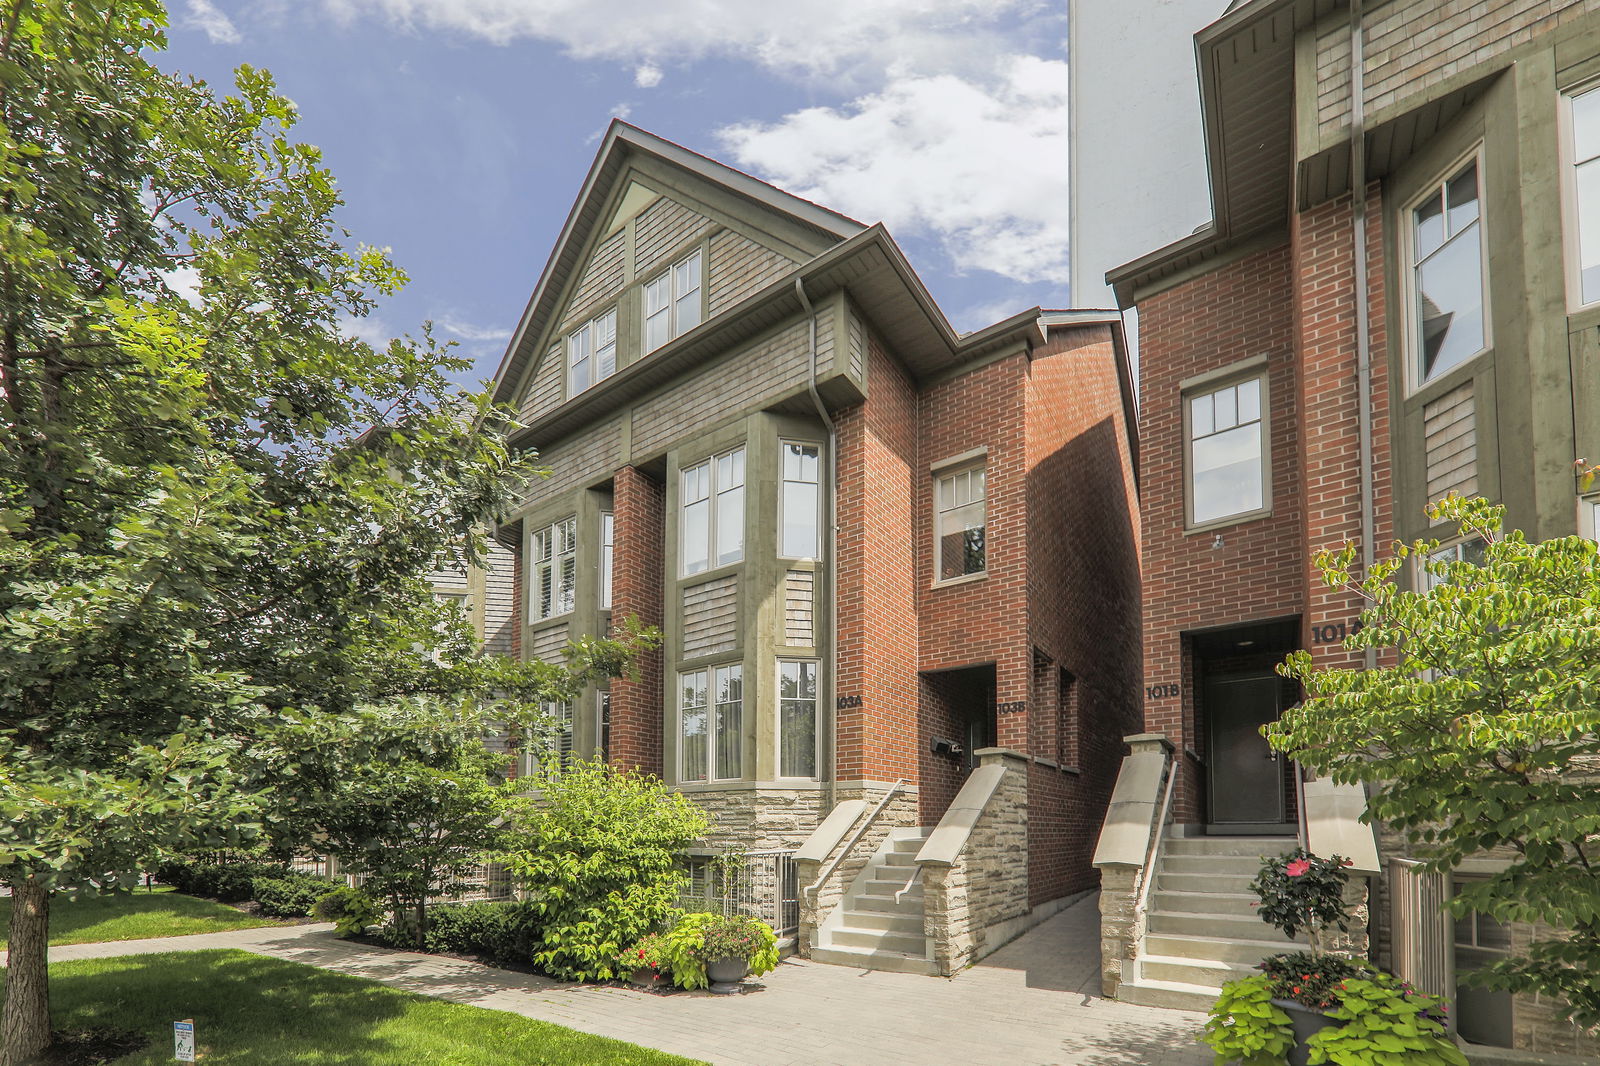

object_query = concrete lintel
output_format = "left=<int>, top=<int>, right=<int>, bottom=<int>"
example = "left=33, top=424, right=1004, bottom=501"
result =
left=1123, top=733, right=1175, bottom=755
left=915, top=763, right=1009, bottom=866
left=1092, top=750, right=1170, bottom=868
left=1304, top=779, right=1381, bottom=874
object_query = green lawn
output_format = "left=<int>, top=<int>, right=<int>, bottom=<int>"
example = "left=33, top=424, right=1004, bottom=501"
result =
left=0, top=887, right=280, bottom=949
left=26, top=950, right=706, bottom=1065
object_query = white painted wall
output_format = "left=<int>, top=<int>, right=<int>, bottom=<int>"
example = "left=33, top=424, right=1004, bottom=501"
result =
left=1068, top=0, right=1220, bottom=309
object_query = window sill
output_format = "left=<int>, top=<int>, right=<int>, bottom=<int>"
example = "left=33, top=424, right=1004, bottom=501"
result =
left=674, top=779, right=827, bottom=792
left=1404, top=348, right=1489, bottom=404
left=1183, top=508, right=1273, bottom=536
left=678, top=559, right=744, bottom=584
left=526, top=612, right=575, bottom=627
left=932, top=571, right=988, bottom=590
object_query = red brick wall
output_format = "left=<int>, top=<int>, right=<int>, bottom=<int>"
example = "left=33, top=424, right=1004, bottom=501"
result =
left=1292, top=189, right=1394, bottom=672
left=1021, top=326, right=1144, bottom=904
left=1136, top=243, right=1303, bottom=823
left=833, top=335, right=921, bottom=785
left=608, top=465, right=665, bottom=774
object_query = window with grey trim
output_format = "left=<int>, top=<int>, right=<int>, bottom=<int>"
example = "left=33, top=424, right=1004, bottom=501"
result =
left=1571, top=86, right=1600, bottom=305
left=644, top=249, right=702, bottom=353
left=521, top=698, right=573, bottom=777
left=681, top=447, right=744, bottom=576
left=1186, top=376, right=1264, bottom=526
left=679, top=663, right=741, bottom=782
left=599, top=511, right=614, bottom=609
left=531, top=516, right=577, bottom=619
left=597, top=690, right=611, bottom=764
left=1411, top=159, right=1486, bottom=385
left=780, top=442, right=820, bottom=558
left=1420, top=538, right=1487, bottom=592
left=1587, top=498, right=1600, bottom=543
left=778, top=659, right=818, bottom=779
left=935, top=464, right=986, bottom=580
left=567, top=308, right=617, bottom=396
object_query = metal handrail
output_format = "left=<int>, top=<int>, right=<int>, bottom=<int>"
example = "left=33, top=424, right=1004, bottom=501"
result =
left=1132, top=751, right=1179, bottom=938
left=803, top=778, right=906, bottom=902
left=894, top=865, right=922, bottom=904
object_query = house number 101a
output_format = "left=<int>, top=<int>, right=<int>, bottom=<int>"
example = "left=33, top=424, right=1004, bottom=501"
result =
left=1311, top=621, right=1359, bottom=644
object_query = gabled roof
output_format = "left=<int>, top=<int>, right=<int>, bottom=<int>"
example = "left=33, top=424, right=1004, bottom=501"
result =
left=489, top=121, right=867, bottom=407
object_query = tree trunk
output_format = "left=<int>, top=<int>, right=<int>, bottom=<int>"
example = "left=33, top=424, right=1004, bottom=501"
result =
left=1, top=880, right=52, bottom=1066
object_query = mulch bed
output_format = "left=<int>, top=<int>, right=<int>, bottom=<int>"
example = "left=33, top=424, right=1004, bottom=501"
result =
left=41, top=1027, right=147, bottom=1066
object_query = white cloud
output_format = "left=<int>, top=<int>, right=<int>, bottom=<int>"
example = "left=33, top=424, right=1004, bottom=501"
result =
left=320, top=0, right=1048, bottom=83
left=717, top=56, right=1070, bottom=285
left=438, top=316, right=512, bottom=343
left=163, top=266, right=203, bottom=307
left=633, top=62, right=662, bottom=88
left=339, top=313, right=395, bottom=349
left=183, top=0, right=242, bottom=44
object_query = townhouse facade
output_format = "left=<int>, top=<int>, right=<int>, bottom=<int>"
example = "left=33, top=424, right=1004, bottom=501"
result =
left=1091, top=0, right=1600, bottom=1057
left=481, top=122, right=1143, bottom=976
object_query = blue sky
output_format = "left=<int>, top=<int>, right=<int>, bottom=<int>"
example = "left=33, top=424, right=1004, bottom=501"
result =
left=160, top=1, right=1070, bottom=390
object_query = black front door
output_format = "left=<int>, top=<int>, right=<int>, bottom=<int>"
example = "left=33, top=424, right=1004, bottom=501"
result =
left=1204, top=671, right=1289, bottom=831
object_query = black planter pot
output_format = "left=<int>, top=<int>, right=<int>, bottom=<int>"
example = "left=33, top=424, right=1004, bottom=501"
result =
left=1270, top=998, right=1339, bottom=1066
left=704, top=956, right=750, bottom=995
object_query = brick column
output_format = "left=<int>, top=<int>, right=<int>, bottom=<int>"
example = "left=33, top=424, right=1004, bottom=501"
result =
left=608, top=465, right=665, bottom=775
left=1292, top=187, right=1393, bottom=673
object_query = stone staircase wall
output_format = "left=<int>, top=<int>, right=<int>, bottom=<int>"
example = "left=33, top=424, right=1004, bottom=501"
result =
left=921, top=749, right=1031, bottom=974
left=794, top=785, right=919, bottom=956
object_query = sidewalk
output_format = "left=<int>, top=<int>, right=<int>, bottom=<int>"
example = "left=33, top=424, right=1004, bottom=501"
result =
left=31, top=896, right=1211, bottom=1066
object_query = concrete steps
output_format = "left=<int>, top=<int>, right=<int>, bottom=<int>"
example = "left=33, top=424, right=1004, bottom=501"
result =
left=1117, top=833, right=1300, bottom=1013
left=813, top=829, right=936, bottom=976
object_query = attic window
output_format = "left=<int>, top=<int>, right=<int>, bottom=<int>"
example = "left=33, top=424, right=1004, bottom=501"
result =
left=568, top=308, right=617, bottom=396
left=644, top=249, right=702, bottom=353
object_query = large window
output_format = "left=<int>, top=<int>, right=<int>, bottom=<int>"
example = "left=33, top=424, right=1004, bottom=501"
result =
left=935, top=464, right=986, bottom=581
left=679, top=664, right=742, bottom=782
left=531, top=516, right=577, bottom=620
left=644, top=249, right=702, bottom=353
left=599, top=511, right=614, bottom=609
left=1409, top=156, right=1487, bottom=386
left=1186, top=375, right=1265, bottom=527
left=778, top=659, right=818, bottom=779
left=780, top=442, right=820, bottom=558
left=1569, top=85, right=1600, bottom=306
left=681, top=446, right=744, bottom=576
left=567, top=308, right=617, bottom=396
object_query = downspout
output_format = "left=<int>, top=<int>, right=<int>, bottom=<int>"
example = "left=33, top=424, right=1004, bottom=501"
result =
left=795, top=277, right=838, bottom=814
left=1350, top=0, right=1377, bottom=671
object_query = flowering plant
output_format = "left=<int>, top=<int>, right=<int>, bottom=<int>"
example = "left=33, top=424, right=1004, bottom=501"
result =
left=1250, top=847, right=1353, bottom=953
left=617, top=932, right=667, bottom=973
left=657, top=912, right=780, bottom=989
left=1256, top=950, right=1369, bottom=1009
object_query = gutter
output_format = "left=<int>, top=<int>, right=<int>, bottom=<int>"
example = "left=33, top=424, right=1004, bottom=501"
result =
left=1349, top=0, right=1377, bottom=670
left=795, top=277, right=838, bottom=815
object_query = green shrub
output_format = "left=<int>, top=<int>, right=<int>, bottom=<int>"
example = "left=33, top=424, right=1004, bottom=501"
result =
left=1306, top=977, right=1466, bottom=1065
left=156, top=860, right=290, bottom=902
left=408, top=901, right=541, bottom=963
left=657, top=912, right=779, bottom=990
left=312, top=886, right=384, bottom=937
left=505, top=760, right=711, bottom=981
left=251, top=873, right=342, bottom=918
left=1198, top=974, right=1295, bottom=1065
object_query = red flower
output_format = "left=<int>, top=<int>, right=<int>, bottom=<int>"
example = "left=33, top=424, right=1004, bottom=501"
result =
left=1286, top=859, right=1312, bottom=877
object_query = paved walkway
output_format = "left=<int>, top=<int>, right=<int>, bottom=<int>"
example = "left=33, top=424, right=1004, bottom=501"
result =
left=31, top=896, right=1211, bottom=1066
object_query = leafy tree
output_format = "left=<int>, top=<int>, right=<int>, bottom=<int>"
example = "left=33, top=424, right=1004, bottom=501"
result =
left=506, top=761, right=712, bottom=981
left=1271, top=495, right=1600, bottom=1024
left=303, top=702, right=524, bottom=949
left=0, top=3, right=646, bottom=1061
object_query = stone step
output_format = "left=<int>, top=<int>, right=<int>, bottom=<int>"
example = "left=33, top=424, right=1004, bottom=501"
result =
left=1162, top=836, right=1297, bottom=858
left=1117, top=978, right=1220, bottom=1012
left=1155, top=871, right=1255, bottom=895
left=887, top=836, right=928, bottom=854
left=1137, top=953, right=1261, bottom=990
left=1152, top=890, right=1261, bottom=917
left=810, top=945, right=938, bottom=976
left=837, top=910, right=924, bottom=935
left=880, top=851, right=918, bottom=867
left=828, top=926, right=928, bottom=955
left=864, top=876, right=922, bottom=897
left=851, top=892, right=922, bottom=915
left=1161, top=854, right=1265, bottom=876
left=1147, top=910, right=1293, bottom=942
left=1144, top=931, right=1296, bottom=966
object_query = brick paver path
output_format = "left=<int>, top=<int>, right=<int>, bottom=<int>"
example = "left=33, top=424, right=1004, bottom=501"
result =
left=24, top=895, right=1211, bottom=1066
